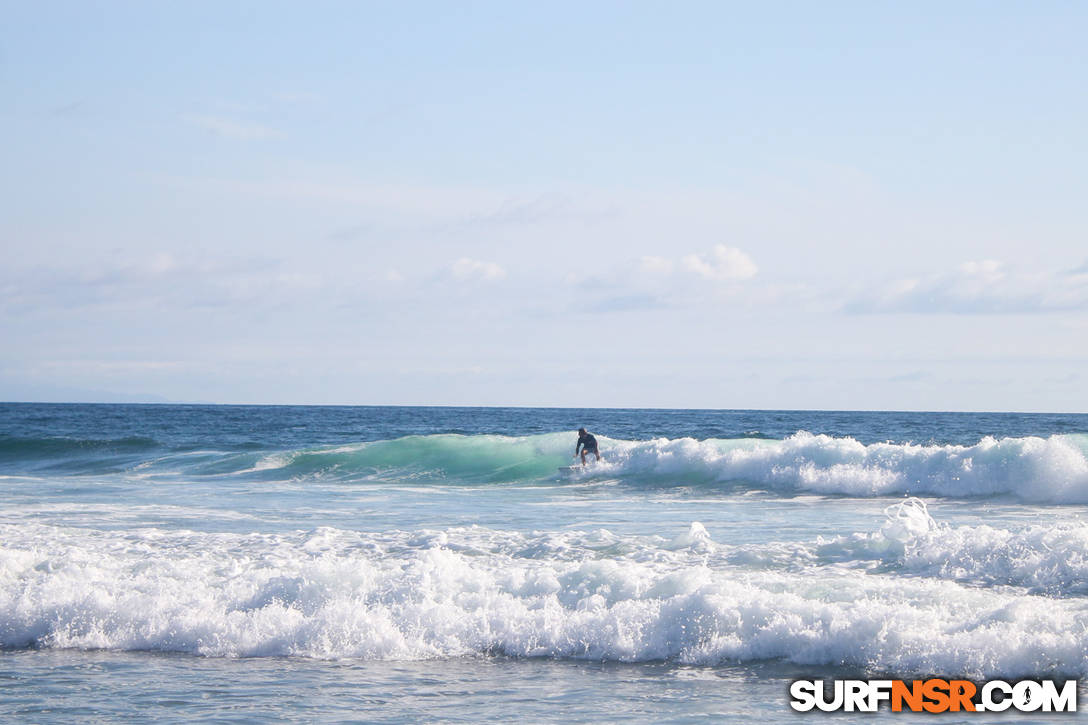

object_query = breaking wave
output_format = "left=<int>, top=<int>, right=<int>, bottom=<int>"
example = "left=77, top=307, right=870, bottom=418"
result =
left=4, top=506, right=1088, bottom=677
left=4, top=431, right=1088, bottom=503
left=210, top=431, right=1088, bottom=503
left=743, top=499, right=1088, bottom=596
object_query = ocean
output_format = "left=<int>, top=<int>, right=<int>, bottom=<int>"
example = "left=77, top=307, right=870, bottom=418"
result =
left=2, top=403, right=1088, bottom=722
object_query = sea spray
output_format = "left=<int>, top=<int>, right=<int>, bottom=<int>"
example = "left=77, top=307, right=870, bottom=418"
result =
left=4, top=513, right=1088, bottom=677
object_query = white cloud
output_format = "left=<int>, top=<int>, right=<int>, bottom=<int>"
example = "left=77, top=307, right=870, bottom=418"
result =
left=182, top=114, right=281, bottom=140
left=681, top=245, right=758, bottom=281
left=450, top=258, right=506, bottom=282
left=563, top=245, right=767, bottom=316
left=460, top=193, right=603, bottom=228
left=639, top=256, right=674, bottom=274
left=0, top=252, right=302, bottom=313
left=147, top=252, right=178, bottom=275
left=846, top=259, right=1088, bottom=314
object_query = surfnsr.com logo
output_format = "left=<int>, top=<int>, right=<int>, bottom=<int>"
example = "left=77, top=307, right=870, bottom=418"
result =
left=789, top=679, right=1077, bottom=713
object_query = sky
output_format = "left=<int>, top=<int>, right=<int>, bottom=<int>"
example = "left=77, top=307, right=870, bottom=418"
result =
left=2, top=1, right=1086, bottom=411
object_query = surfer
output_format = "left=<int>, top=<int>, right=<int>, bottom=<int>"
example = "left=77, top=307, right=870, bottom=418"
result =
left=575, top=427, right=601, bottom=465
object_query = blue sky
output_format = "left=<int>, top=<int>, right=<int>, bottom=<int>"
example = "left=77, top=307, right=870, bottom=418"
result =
left=2, top=1, right=1087, bottom=410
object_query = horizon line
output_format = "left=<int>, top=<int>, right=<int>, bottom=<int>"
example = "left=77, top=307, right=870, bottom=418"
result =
left=1, top=400, right=1085, bottom=416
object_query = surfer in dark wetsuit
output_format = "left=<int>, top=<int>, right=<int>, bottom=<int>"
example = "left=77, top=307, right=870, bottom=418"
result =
left=575, top=427, right=601, bottom=465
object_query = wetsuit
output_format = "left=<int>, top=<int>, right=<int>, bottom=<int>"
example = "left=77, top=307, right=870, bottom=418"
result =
left=576, top=432, right=598, bottom=456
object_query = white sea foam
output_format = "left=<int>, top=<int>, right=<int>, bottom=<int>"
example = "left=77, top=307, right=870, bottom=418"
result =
left=802, top=498, right=1088, bottom=595
left=237, top=453, right=295, bottom=474
left=594, top=432, right=1088, bottom=502
left=3, top=518, right=1088, bottom=677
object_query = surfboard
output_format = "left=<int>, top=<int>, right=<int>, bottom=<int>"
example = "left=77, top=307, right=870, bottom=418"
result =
left=558, top=462, right=602, bottom=473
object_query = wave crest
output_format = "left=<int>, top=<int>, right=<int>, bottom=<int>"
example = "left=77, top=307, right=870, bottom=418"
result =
left=591, top=432, right=1088, bottom=501
left=233, top=431, right=1088, bottom=503
left=2, top=519, right=1087, bottom=677
left=5, top=430, right=1088, bottom=503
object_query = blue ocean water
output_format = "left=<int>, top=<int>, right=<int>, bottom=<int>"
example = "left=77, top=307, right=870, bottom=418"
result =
left=3, top=403, right=1088, bottom=722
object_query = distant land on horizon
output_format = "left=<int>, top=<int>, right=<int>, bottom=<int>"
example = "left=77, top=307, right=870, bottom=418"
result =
left=0, top=383, right=182, bottom=405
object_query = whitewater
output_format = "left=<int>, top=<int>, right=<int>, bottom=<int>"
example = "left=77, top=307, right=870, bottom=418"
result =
left=2, top=403, right=1088, bottom=722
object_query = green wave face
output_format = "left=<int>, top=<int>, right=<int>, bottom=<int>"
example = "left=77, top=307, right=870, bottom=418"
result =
left=228, top=431, right=1088, bottom=502
left=5, top=430, right=1088, bottom=502
left=257, top=432, right=578, bottom=484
